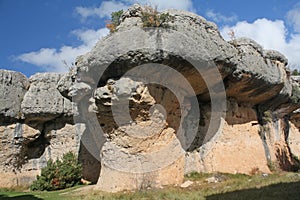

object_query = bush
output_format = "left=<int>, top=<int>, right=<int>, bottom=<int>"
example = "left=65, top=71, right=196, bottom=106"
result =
left=106, top=10, right=123, bottom=33
left=292, top=69, right=300, bottom=76
left=30, top=152, right=82, bottom=191
left=141, top=8, right=175, bottom=28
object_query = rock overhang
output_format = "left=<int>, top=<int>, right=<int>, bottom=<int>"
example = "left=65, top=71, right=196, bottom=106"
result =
left=1, top=4, right=300, bottom=192
left=73, top=4, right=291, bottom=108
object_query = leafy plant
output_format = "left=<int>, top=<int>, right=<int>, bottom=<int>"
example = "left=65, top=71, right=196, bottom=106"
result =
left=267, top=160, right=279, bottom=172
left=292, top=69, right=300, bottom=76
left=106, top=10, right=124, bottom=33
left=291, top=84, right=300, bottom=104
left=141, top=9, right=175, bottom=28
left=262, top=110, right=273, bottom=123
left=30, top=152, right=82, bottom=191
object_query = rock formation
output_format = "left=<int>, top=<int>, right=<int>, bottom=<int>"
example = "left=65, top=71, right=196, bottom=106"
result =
left=1, top=5, right=300, bottom=192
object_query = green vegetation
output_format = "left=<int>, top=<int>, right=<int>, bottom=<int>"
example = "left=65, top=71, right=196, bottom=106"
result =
left=267, top=160, right=280, bottom=172
left=291, top=84, right=300, bottom=104
left=106, top=10, right=124, bottom=33
left=30, top=152, right=82, bottom=191
left=262, top=110, right=273, bottom=123
left=106, top=6, right=175, bottom=33
left=2, top=172, right=300, bottom=199
left=141, top=10, right=175, bottom=28
left=292, top=69, right=300, bottom=76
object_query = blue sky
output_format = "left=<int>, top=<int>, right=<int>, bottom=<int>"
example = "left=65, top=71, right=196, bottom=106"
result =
left=1, top=0, right=300, bottom=77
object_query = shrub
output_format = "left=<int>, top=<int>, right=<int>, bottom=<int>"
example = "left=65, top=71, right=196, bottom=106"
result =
left=262, top=110, right=273, bottom=123
left=30, top=152, right=82, bottom=191
left=106, top=10, right=123, bottom=33
left=291, top=85, right=300, bottom=104
left=292, top=69, right=300, bottom=76
left=249, top=167, right=261, bottom=175
left=141, top=8, right=175, bottom=28
left=267, top=160, right=279, bottom=172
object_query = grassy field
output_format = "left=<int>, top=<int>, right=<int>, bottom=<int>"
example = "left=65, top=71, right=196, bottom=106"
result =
left=1, top=172, right=300, bottom=200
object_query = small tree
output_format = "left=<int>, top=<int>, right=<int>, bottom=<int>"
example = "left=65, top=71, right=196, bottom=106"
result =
left=292, top=69, right=300, bottom=76
left=141, top=6, right=175, bottom=28
left=106, top=10, right=124, bottom=33
left=30, top=152, right=82, bottom=191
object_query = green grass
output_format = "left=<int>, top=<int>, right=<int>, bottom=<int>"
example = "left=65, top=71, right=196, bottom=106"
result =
left=1, top=172, right=300, bottom=200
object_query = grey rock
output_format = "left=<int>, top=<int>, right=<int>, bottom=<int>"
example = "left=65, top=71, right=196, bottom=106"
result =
left=68, top=82, right=92, bottom=101
left=180, top=180, right=193, bottom=188
left=57, top=67, right=77, bottom=99
left=264, top=50, right=288, bottom=66
left=0, top=70, right=29, bottom=120
left=21, top=73, right=73, bottom=121
left=2, top=4, right=300, bottom=191
left=75, top=4, right=238, bottom=97
left=225, top=37, right=290, bottom=104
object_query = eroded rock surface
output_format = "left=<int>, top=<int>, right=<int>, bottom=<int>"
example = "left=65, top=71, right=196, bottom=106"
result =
left=1, top=4, right=300, bottom=192
left=93, top=78, right=186, bottom=191
left=21, top=73, right=74, bottom=121
left=0, top=70, right=29, bottom=120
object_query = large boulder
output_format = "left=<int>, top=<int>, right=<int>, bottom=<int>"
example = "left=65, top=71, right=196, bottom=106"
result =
left=1, top=4, right=300, bottom=192
left=225, top=38, right=289, bottom=105
left=0, top=70, right=29, bottom=121
left=71, top=4, right=295, bottom=192
left=21, top=73, right=73, bottom=122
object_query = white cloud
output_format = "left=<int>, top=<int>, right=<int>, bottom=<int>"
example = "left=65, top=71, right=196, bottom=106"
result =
left=287, top=2, right=300, bottom=33
left=18, top=0, right=195, bottom=72
left=129, top=0, right=194, bottom=11
left=76, top=1, right=127, bottom=19
left=220, top=18, right=300, bottom=68
left=221, top=19, right=287, bottom=50
left=17, top=28, right=109, bottom=72
left=206, top=9, right=237, bottom=23
left=76, top=0, right=195, bottom=20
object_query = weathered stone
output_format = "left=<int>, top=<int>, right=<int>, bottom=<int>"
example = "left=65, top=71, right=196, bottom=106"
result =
left=1, top=4, right=300, bottom=192
left=180, top=180, right=193, bottom=188
left=57, top=67, right=77, bottom=99
left=264, top=50, right=288, bottom=66
left=0, top=121, right=85, bottom=187
left=21, top=73, right=73, bottom=121
left=225, top=38, right=289, bottom=104
left=0, top=70, right=29, bottom=120
left=92, top=77, right=186, bottom=191
left=203, top=120, right=270, bottom=174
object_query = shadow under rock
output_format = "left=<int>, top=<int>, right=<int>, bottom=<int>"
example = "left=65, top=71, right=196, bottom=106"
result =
left=0, top=194, right=43, bottom=200
left=206, top=181, right=300, bottom=200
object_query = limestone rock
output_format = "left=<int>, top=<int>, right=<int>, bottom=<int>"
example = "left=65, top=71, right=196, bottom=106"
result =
left=225, top=38, right=289, bottom=104
left=21, top=73, right=73, bottom=121
left=264, top=50, right=288, bottom=66
left=57, top=67, right=77, bottom=99
left=93, top=77, right=186, bottom=191
left=0, top=120, right=85, bottom=187
left=288, top=122, right=300, bottom=161
left=75, top=5, right=237, bottom=97
left=0, top=70, right=29, bottom=120
left=180, top=180, right=193, bottom=188
left=71, top=4, right=298, bottom=192
left=1, top=4, right=300, bottom=192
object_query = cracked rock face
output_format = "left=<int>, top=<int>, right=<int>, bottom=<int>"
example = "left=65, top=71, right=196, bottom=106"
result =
left=92, top=77, right=187, bottom=191
left=1, top=4, right=300, bottom=192
left=0, top=70, right=85, bottom=187
left=21, top=73, right=74, bottom=121
left=68, top=4, right=298, bottom=192
left=0, top=70, right=29, bottom=120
